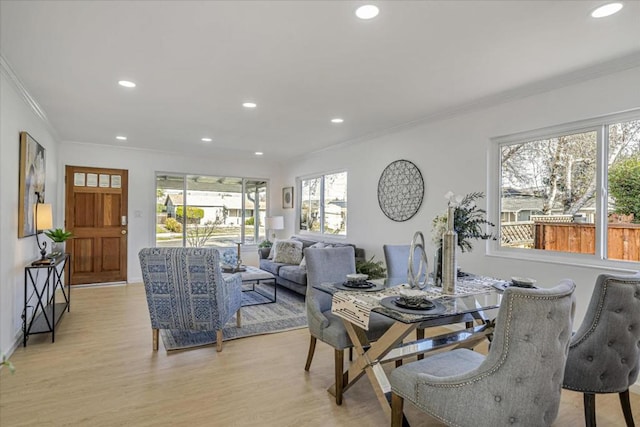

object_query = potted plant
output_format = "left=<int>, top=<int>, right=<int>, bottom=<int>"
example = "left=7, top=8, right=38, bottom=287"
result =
left=356, top=256, right=387, bottom=279
left=44, top=228, right=73, bottom=256
left=431, top=192, right=495, bottom=284
left=258, top=239, right=273, bottom=249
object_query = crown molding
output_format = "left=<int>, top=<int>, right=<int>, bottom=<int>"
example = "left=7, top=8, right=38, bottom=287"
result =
left=0, top=54, right=58, bottom=139
left=295, top=51, right=640, bottom=162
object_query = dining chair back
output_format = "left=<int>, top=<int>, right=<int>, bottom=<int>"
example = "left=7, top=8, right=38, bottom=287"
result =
left=389, top=279, right=576, bottom=427
left=562, top=272, right=640, bottom=427
left=383, top=244, right=426, bottom=281
left=303, top=246, right=395, bottom=405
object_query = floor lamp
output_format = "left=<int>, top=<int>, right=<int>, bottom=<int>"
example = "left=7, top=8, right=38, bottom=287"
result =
left=265, top=216, right=284, bottom=243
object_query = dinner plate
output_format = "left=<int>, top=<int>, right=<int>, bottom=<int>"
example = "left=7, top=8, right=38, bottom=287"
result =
left=333, top=282, right=385, bottom=292
left=379, top=296, right=446, bottom=315
left=394, top=297, right=435, bottom=310
left=343, top=281, right=375, bottom=289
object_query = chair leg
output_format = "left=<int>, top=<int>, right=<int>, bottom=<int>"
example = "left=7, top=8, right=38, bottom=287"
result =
left=304, top=336, right=316, bottom=371
left=152, top=328, right=159, bottom=351
left=584, top=393, right=596, bottom=427
left=216, top=330, right=223, bottom=352
left=236, top=308, right=242, bottom=327
left=619, top=389, right=635, bottom=427
left=391, top=392, right=404, bottom=427
left=335, top=349, right=344, bottom=405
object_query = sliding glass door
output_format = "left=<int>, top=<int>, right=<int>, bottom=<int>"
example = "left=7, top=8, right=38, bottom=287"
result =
left=156, top=173, right=267, bottom=248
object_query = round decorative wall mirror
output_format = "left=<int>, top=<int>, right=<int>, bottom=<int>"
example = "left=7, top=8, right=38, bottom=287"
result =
left=377, top=159, right=424, bottom=222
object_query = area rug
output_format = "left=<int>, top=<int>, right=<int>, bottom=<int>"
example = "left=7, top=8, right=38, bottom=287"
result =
left=159, top=287, right=307, bottom=352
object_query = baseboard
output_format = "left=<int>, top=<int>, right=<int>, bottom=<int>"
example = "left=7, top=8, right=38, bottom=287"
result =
left=72, top=281, right=127, bottom=289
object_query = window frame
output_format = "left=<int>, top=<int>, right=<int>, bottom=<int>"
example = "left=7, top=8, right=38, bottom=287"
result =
left=155, top=171, right=270, bottom=247
left=488, top=108, right=640, bottom=271
left=297, top=169, right=348, bottom=237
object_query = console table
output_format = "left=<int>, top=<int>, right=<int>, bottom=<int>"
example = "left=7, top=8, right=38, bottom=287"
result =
left=23, top=253, right=71, bottom=346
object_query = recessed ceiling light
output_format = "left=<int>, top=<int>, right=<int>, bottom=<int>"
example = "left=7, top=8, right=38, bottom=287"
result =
left=254, top=151, right=264, bottom=156
left=243, top=102, right=257, bottom=108
left=201, top=137, right=213, bottom=142
left=591, top=2, right=623, bottom=18
left=116, top=135, right=127, bottom=141
left=118, top=80, right=136, bottom=88
left=331, top=118, right=344, bottom=124
left=355, top=5, right=379, bottom=20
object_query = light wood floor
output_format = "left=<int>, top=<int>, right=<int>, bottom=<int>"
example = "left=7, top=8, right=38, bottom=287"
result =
left=1, top=284, right=638, bottom=426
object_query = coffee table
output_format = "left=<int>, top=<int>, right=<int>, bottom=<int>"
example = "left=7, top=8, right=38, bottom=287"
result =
left=235, top=266, right=277, bottom=305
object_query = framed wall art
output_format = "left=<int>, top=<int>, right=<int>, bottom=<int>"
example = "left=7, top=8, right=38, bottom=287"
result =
left=282, top=186, right=294, bottom=209
left=18, top=131, right=46, bottom=237
left=377, top=159, right=424, bottom=222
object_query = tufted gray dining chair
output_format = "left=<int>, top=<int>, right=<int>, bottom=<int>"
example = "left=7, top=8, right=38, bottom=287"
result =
left=389, top=279, right=576, bottom=427
left=303, top=246, right=395, bottom=405
left=139, top=247, right=243, bottom=352
left=562, top=272, right=640, bottom=427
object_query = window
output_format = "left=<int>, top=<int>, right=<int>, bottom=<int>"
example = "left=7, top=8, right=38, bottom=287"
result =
left=495, top=112, right=640, bottom=263
left=155, top=174, right=268, bottom=247
left=299, top=171, right=347, bottom=236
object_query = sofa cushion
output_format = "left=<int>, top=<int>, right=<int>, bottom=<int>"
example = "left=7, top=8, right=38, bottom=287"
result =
left=259, top=259, right=288, bottom=276
left=272, top=240, right=303, bottom=264
left=278, top=265, right=307, bottom=286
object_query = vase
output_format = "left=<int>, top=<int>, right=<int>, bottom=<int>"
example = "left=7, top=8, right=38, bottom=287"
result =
left=51, top=241, right=65, bottom=256
left=442, top=205, right=457, bottom=294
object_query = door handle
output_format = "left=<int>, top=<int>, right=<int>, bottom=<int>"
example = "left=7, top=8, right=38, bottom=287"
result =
left=121, top=229, right=127, bottom=235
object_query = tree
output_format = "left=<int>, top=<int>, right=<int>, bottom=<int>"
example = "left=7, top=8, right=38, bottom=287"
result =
left=501, top=120, right=640, bottom=216
left=609, top=156, right=640, bottom=223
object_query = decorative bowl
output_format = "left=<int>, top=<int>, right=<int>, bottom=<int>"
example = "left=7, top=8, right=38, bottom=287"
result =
left=398, top=289, right=430, bottom=306
left=346, top=273, right=368, bottom=282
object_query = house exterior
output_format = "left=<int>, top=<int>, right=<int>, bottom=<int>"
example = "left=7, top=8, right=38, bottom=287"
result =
left=163, top=191, right=261, bottom=226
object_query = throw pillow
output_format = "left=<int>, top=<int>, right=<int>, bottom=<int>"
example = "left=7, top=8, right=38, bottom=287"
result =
left=272, top=240, right=304, bottom=264
left=299, top=242, right=326, bottom=268
left=268, top=239, right=278, bottom=259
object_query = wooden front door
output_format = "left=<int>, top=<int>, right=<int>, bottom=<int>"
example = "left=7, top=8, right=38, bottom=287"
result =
left=65, top=166, right=128, bottom=285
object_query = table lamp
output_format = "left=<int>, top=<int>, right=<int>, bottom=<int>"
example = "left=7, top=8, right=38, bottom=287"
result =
left=265, top=216, right=284, bottom=242
left=34, top=198, right=53, bottom=264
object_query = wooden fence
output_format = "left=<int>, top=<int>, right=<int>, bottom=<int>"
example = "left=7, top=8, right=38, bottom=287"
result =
left=533, top=222, right=640, bottom=261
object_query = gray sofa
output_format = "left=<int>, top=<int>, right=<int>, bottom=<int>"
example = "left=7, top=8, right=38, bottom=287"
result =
left=258, top=235, right=365, bottom=296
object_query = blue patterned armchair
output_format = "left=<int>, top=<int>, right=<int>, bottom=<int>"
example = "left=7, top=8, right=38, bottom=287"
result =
left=138, top=247, right=243, bottom=352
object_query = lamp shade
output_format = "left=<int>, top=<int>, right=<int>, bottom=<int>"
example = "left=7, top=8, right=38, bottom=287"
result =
left=265, top=216, right=284, bottom=230
left=35, top=203, right=53, bottom=231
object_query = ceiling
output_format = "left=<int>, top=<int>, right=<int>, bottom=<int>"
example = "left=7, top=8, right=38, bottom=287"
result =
left=1, top=1, right=639, bottom=161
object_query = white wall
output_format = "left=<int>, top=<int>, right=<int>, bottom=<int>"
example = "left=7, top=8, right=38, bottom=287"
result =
left=285, top=66, right=640, bottom=326
left=57, top=142, right=282, bottom=283
left=0, top=72, right=60, bottom=355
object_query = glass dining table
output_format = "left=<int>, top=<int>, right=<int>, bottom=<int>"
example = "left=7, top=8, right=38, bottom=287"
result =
left=313, top=275, right=506, bottom=418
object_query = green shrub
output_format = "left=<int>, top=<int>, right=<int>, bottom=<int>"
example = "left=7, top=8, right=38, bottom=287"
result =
left=176, top=206, right=204, bottom=220
left=165, top=218, right=183, bottom=233
left=245, top=217, right=255, bottom=225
